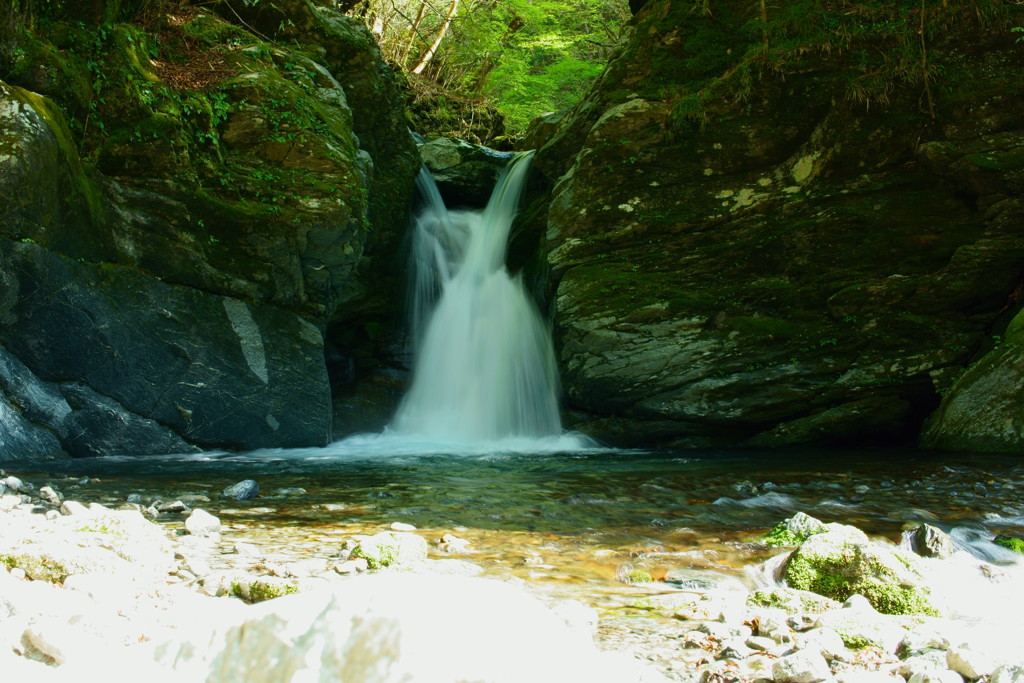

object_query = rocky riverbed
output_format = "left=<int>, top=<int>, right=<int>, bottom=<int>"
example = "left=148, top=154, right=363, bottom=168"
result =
left=2, top=468, right=1023, bottom=683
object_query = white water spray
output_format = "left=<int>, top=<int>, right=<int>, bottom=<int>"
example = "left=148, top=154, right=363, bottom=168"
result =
left=390, top=153, right=564, bottom=444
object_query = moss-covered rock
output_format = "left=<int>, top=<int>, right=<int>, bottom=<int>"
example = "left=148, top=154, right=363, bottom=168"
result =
left=231, top=576, right=299, bottom=603
left=350, top=531, right=428, bottom=570
left=0, top=0, right=420, bottom=455
left=993, top=535, right=1024, bottom=555
left=764, top=512, right=833, bottom=547
left=782, top=525, right=941, bottom=616
left=746, top=587, right=840, bottom=614
left=526, top=0, right=1024, bottom=448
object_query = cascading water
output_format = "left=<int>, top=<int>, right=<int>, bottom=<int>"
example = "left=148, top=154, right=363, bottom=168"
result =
left=390, top=152, right=564, bottom=444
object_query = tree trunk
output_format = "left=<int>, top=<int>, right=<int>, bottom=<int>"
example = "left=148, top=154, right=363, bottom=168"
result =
left=400, top=0, right=428, bottom=65
left=412, top=0, right=459, bottom=75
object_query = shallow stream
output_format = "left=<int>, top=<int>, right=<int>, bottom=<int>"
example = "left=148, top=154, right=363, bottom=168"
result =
left=11, top=442, right=1023, bottom=590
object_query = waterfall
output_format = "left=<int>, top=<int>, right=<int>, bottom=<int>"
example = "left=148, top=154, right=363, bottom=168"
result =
left=390, top=152, right=563, bottom=443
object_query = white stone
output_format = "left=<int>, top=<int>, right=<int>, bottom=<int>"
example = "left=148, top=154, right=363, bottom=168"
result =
left=909, top=670, right=965, bottom=683
left=898, top=652, right=952, bottom=679
left=60, top=500, right=90, bottom=516
left=796, top=627, right=848, bottom=661
left=815, top=600, right=907, bottom=652
left=334, top=558, right=369, bottom=574
left=389, top=522, right=417, bottom=532
left=437, top=533, right=471, bottom=552
left=0, top=495, right=21, bottom=512
left=901, top=622, right=958, bottom=655
left=184, top=509, right=222, bottom=536
left=38, top=486, right=62, bottom=505
left=772, top=650, right=833, bottom=683
left=3, top=476, right=30, bottom=493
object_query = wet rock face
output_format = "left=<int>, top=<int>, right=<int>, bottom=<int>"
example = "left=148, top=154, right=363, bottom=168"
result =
left=0, top=242, right=331, bottom=453
left=530, top=0, right=1024, bottom=448
left=921, top=308, right=1024, bottom=453
left=0, top=2, right=419, bottom=456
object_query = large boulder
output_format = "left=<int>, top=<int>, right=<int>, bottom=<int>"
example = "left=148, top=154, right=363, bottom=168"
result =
left=528, top=0, right=1024, bottom=448
left=419, top=137, right=514, bottom=207
left=781, top=518, right=941, bottom=616
left=0, top=1, right=421, bottom=455
left=0, top=242, right=330, bottom=451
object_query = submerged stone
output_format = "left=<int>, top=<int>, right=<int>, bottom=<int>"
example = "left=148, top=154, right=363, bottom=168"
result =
left=222, top=480, right=260, bottom=501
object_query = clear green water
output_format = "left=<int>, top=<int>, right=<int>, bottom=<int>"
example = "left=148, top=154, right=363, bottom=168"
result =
left=9, top=445, right=1022, bottom=557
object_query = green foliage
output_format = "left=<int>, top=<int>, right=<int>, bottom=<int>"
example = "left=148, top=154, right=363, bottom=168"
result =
left=347, top=0, right=628, bottom=138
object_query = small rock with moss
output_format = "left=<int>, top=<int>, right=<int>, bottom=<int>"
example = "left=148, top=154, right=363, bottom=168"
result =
left=814, top=596, right=909, bottom=652
left=993, top=536, right=1024, bottom=555
left=764, top=512, right=835, bottom=547
left=231, top=576, right=299, bottom=603
left=350, top=531, right=428, bottom=570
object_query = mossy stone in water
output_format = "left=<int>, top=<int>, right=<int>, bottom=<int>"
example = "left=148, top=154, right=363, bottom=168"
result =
left=994, top=536, right=1024, bottom=555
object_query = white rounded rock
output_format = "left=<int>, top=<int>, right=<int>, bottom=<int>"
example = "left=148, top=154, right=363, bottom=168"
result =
left=184, top=509, right=222, bottom=537
left=772, top=649, right=833, bottom=683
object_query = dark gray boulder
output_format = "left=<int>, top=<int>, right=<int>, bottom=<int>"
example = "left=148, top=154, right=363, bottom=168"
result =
left=0, top=241, right=332, bottom=452
left=0, top=345, right=67, bottom=461
left=59, top=383, right=199, bottom=457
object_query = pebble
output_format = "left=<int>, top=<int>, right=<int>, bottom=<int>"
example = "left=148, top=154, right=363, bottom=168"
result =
left=39, top=485, right=63, bottom=504
left=390, top=522, right=417, bottom=532
left=157, top=500, right=190, bottom=514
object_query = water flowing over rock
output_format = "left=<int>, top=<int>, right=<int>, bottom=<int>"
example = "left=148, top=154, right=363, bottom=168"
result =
left=391, top=154, right=563, bottom=443
left=525, top=0, right=1024, bottom=449
left=419, top=136, right=515, bottom=207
